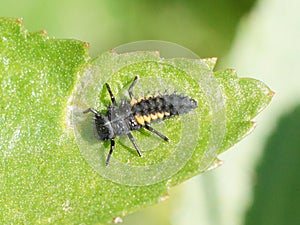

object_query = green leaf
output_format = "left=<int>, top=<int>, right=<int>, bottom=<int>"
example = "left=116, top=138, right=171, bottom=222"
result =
left=214, top=69, right=274, bottom=153
left=0, top=18, right=273, bottom=224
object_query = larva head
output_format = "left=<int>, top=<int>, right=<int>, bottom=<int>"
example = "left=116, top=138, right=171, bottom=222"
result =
left=94, top=114, right=114, bottom=141
left=189, top=98, right=198, bottom=109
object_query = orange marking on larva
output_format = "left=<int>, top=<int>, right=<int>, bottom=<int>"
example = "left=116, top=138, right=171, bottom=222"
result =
left=143, top=115, right=151, bottom=123
left=146, top=94, right=152, bottom=99
left=130, top=99, right=137, bottom=106
left=157, top=112, right=164, bottom=119
left=164, top=112, right=170, bottom=116
left=150, top=113, right=158, bottom=120
left=137, top=97, right=144, bottom=103
left=135, top=115, right=145, bottom=125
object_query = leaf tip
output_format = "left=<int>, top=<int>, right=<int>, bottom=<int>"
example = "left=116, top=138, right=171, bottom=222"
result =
left=251, top=121, right=257, bottom=127
left=207, top=158, right=223, bottom=171
left=41, top=29, right=47, bottom=35
left=207, top=57, right=218, bottom=65
left=83, top=42, right=90, bottom=48
left=269, top=89, right=276, bottom=97
left=16, top=17, right=23, bottom=24
left=158, top=194, right=170, bottom=202
left=203, top=57, right=218, bottom=70
left=112, top=217, right=123, bottom=224
left=154, top=50, right=160, bottom=55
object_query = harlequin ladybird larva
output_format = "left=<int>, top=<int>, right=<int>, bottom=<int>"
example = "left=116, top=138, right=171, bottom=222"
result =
left=84, top=76, right=198, bottom=165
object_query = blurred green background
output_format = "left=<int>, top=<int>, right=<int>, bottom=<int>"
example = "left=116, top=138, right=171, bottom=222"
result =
left=1, top=0, right=299, bottom=224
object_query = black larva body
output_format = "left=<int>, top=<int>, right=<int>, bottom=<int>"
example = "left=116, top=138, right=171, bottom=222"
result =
left=84, top=76, right=198, bottom=165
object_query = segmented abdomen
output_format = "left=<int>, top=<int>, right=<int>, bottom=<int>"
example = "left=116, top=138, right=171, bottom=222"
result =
left=131, top=93, right=198, bottom=125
